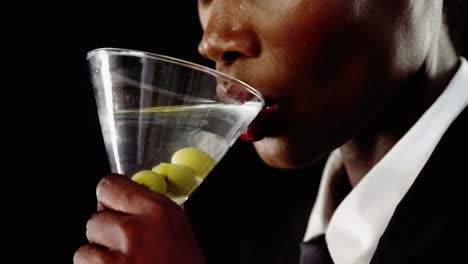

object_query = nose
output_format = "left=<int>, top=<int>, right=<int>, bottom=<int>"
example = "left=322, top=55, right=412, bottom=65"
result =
left=198, top=3, right=260, bottom=64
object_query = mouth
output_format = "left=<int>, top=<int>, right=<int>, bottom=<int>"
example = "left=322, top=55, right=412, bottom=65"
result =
left=215, top=77, right=283, bottom=143
left=215, top=82, right=261, bottom=104
left=240, top=100, right=282, bottom=142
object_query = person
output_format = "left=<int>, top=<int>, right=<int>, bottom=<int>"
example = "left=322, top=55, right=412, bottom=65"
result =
left=74, top=0, right=467, bottom=263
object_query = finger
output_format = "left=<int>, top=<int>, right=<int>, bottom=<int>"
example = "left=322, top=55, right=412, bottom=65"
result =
left=96, top=174, right=180, bottom=215
left=74, top=244, right=124, bottom=264
left=86, top=210, right=129, bottom=250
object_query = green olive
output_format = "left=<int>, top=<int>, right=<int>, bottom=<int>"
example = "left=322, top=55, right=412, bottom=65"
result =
left=165, top=164, right=197, bottom=193
left=131, top=170, right=167, bottom=194
left=152, top=163, right=171, bottom=175
left=170, top=147, right=217, bottom=179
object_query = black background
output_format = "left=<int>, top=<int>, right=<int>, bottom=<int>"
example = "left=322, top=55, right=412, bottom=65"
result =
left=6, top=2, right=323, bottom=263
left=6, top=1, right=467, bottom=263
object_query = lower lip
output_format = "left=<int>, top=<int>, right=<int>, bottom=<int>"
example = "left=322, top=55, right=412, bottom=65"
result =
left=240, top=103, right=281, bottom=142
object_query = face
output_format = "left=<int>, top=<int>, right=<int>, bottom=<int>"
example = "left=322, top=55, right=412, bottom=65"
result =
left=198, top=0, right=442, bottom=168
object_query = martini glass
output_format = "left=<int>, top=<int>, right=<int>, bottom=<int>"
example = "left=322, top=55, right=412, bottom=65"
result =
left=87, top=48, right=264, bottom=205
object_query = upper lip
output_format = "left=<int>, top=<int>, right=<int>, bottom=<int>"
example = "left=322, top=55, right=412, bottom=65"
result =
left=216, top=70, right=279, bottom=107
left=219, top=81, right=279, bottom=107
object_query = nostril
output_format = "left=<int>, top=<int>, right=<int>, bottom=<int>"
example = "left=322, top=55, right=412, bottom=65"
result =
left=222, top=51, right=241, bottom=63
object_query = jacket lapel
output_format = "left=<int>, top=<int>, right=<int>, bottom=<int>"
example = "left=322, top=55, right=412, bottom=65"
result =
left=370, top=107, right=468, bottom=264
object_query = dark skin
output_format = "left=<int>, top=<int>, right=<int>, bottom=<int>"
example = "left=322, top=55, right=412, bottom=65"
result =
left=74, top=0, right=459, bottom=263
left=198, top=0, right=458, bottom=184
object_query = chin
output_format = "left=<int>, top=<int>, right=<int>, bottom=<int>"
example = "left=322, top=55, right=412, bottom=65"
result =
left=253, top=136, right=331, bottom=169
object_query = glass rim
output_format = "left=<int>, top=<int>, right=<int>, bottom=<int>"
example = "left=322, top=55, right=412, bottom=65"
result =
left=87, top=47, right=265, bottom=105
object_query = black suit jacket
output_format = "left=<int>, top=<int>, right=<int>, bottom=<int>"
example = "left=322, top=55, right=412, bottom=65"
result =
left=369, top=106, right=468, bottom=263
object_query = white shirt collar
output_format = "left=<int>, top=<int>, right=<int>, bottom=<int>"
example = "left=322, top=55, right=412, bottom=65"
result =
left=303, top=57, right=468, bottom=264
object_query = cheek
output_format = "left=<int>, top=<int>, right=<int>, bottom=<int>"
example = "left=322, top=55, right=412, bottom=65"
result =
left=249, top=1, right=415, bottom=168
left=252, top=40, right=394, bottom=169
left=260, top=2, right=351, bottom=72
